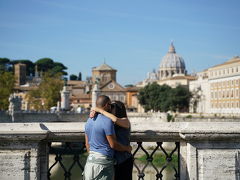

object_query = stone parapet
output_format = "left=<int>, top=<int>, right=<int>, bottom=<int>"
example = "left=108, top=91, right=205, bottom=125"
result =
left=0, top=122, right=240, bottom=179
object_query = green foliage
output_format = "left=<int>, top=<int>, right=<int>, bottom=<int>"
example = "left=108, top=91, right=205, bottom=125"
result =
left=169, top=85, right=192, bottom=112
left=35, top=58, right=54, bottom=72
left=27, top=72, right=64, bottom=110
left=0, top=72, right=15, bottom=110
left=35, top=58, right=67, bottom=75
left=137, top=152, right=178, bottom=168
left=138, top=83, right=171, bottom=112
left=138, top=83, right=191, bottom=112
left=0, top=58, right=11, bottom=72
left=125, top=84, right=134, bottom=87
left=167, top=113, right=174, bottom=122
left=185, top=115, right=192, bottom=118
left=70, top=74, right=78, bottom=80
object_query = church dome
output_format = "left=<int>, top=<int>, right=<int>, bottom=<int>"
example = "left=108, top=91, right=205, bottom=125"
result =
left=159, top=43, right=186, bottom=69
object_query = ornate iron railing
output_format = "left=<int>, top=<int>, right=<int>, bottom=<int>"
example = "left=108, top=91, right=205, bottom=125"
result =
left=48, top=141, right=180, bottom=180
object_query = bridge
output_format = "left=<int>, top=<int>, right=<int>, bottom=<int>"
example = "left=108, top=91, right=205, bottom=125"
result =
left=0, top=122, right=240, bottom=179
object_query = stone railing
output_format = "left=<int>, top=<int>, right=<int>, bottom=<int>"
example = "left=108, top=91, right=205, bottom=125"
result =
left=0, top=122, right=240, bottom=180
left=0, top=111, right=89, bottom=123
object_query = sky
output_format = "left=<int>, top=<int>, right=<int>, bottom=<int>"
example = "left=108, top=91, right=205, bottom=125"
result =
left=0, top=0, right=240, bottom=86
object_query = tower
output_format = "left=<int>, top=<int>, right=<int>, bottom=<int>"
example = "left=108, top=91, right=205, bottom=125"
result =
left=14, top=63, right=26, bottom=85
left=92, top=63, right=117, bottom=85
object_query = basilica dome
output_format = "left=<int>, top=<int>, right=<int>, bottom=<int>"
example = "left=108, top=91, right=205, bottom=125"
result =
left=158, top=43, right=187, bottom=80
left=160, top=43, right=185, bottom=69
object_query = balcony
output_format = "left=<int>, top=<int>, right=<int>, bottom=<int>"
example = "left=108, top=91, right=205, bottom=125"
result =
left=0, top=122, right=240, bottom=179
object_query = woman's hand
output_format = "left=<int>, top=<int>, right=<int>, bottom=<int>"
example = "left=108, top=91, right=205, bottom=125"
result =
left=89, top=107, right=104, bottom=118
left=89, top=109, right=96, bottom=118
left=91, top=107, right=102, bottom=113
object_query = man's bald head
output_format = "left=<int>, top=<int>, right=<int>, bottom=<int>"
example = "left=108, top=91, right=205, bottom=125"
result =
left=96, top=95, right=111, bottom=109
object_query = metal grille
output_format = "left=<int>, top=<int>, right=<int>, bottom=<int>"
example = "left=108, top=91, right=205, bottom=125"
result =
left=48, top=142, right=86, bottom=180
left=48, top=142, right=180, bottom=180
left=133, top=142, right=180, bottom=180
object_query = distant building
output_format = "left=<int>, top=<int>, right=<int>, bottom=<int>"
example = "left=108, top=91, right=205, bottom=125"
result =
left=208, top=56, right=240, bottom=114
left=190, top=56, right=240, bottom=115
left=67, top=80, right=91, bottom=109
left=125, top=86, right=144, bottom=112
left=99, top=79, right=126, bottom=102
left=69, top=62, right=127, bottom=109
left=158, top=42, right=187, bottom=80
left=92, top=63, right=117, bottom=86
left=138, top=42, right=195, bottom=88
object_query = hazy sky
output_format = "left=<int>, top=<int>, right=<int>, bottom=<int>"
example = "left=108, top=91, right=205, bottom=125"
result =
left=0, top=0, right=240, bottom=85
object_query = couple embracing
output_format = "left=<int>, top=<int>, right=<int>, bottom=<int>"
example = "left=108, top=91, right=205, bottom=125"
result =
left=84, top=95, right=133, bottom=180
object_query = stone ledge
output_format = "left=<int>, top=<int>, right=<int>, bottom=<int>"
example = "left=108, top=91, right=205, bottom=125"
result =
left=0, top=122, right=240, bottom=142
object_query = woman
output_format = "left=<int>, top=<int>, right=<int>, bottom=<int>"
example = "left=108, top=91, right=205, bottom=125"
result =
left=92, top=101, right=133, bottom=180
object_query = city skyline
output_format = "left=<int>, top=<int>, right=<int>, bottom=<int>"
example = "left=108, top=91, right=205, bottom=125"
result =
left=0, top=0, right=240, bottom=85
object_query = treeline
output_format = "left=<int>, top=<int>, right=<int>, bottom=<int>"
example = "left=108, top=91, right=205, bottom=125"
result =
left=0, top=57, right=68, bottom=76
left=0, top=57, right=69, bottom=110
left=138, top=82, right=192, bottom=113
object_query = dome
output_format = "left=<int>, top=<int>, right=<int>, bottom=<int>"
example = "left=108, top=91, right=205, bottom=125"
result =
left=159, top=43, right=186, bottom=69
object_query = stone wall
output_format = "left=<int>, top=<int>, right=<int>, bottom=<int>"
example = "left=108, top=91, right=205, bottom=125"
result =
left=0, top=111, right=89, bottom=123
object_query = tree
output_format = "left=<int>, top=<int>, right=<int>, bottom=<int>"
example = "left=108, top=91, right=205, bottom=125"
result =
left=138, top=83, right=171, bottom=112
left=138, top=83, right=191, bottom=112
left=169, top=85, right=192, bottom=112
left=27, top=72, right=64, bottom=110
left=35, top=58, right=54, bottom=72
left=125, top=84, right=134, bottom=87
left=70, top=74, right=78, bottom=80
left=35, top=58, right=67, bottom=75
left=52, top=62, right=67, bottom=75
left=0, top=58, right=11, bottom=72
left=78, top=72, right=82, bottom=81
left=0, top=72, right=15, bottom=110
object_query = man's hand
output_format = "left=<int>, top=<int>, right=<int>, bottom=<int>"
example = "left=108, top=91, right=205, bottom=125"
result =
left=126, top=145, right=132, bottom=153
left=106, top=135, right=132, bottom=153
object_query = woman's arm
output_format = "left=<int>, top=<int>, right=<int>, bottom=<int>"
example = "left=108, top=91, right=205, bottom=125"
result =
left=92, top=107, right=130, bottom=129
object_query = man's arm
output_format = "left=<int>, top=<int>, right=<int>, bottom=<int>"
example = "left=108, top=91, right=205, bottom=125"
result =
left=85, top=134, right=90, bottom=153
left=106, top=135, right=132, bottom=153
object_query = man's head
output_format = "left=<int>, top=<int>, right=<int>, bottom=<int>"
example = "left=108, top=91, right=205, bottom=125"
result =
left=96, top=95, right=111, bottom=112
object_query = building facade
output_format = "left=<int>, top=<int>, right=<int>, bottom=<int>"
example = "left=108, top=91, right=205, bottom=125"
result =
left=208, top=56, right=240, bottom=114
left=190, top=56, right=240, bottom=115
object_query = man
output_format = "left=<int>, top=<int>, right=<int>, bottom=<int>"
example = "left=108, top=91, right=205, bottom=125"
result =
left=84, top=95, right=132, bottom=180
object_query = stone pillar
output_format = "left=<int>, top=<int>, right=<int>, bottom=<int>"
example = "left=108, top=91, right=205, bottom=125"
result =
left=92, top=83, right=100, bottom=108
left=0, top=123, right=49, bottom=180
left=60, top=85, right=70, bottom=111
